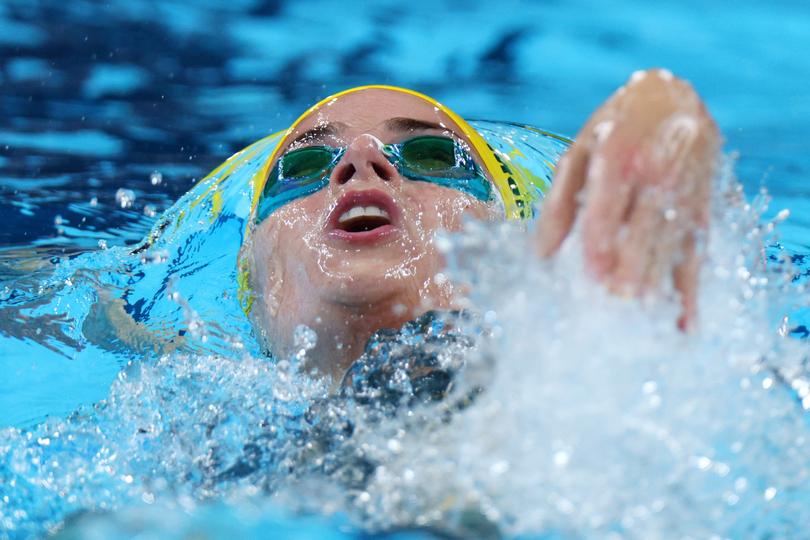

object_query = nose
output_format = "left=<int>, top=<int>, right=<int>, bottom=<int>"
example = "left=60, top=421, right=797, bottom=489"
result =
left=330, top=134, right=398, bottom=186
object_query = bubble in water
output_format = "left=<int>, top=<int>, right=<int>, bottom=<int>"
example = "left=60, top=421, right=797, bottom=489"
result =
left=293, top=324, right=317, bottom=352
left=143, top=204, right=157, bottom=218
left=54, top=214, right=65, bottom=235
left=89, top=196, right=98, bottom=207
left=150, top=171, right=163, bottom=186
left=97, top=239, right=107, bottom=249
left=115, top=188, right=136, bottom=209
left=140, top=249, right=169, bottom=265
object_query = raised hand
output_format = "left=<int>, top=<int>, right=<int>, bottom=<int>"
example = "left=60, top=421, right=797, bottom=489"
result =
left=536, top=69, right=721, bottom=328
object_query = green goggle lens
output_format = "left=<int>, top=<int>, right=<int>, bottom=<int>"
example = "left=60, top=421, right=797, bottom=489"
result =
left=279, top=146, right=336, bottom=180
left=397, top=136, right=458, bottom=174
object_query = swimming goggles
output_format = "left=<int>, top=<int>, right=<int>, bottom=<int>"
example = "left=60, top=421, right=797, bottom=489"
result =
left=254, top=135, right=494, bottom=224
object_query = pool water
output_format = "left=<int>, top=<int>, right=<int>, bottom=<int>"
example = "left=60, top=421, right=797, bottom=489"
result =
left=2, top=1, right=810, bottom=538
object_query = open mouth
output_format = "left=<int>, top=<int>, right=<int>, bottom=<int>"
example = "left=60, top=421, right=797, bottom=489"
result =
left=336, top=205, right=392, bottom=232
left=328, top=189, right=400, bottom=244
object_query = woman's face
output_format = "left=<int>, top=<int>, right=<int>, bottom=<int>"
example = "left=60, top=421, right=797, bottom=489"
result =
left=246, top=88, right=498, bottom=355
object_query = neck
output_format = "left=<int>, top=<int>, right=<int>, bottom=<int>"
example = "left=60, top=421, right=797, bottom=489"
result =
left=271, top=296, right=425, bottom=388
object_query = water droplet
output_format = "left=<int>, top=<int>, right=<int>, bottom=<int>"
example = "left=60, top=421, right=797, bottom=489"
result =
left=293, top=325, right=317, bottom=352
left=150, top=171, right=163, bottom=185
left=724, top=492, right=740, bottom=506
left=657, top=68, right=674, bottom=81
left=115, top=188, right=136, bottom=209
left=630, top=70, right=647, bottom=84
left=592, top=120, right=614, bottom=142
left=387, top=439, right=402, bottom=453
left=142, top=250, right=169, bottom=265
left=695, top=456, right=712, bottom=470
left=553, top=451, right=570, bottom=467
left=490, top=460, right=510, bottom=475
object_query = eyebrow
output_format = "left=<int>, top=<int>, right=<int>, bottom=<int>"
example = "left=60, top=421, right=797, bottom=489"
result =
left=383, top=117, right=448, bottom=133
left=288, top=117, right=450, bottom=148
left=289, top=122, right=347, bottom=146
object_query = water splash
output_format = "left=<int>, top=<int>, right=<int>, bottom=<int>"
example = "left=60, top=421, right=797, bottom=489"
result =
left=1, top=127, right=809, bottom=539
left=309, top=160, right=810, bottom=538
left=0, top=350, right=329, bottom=538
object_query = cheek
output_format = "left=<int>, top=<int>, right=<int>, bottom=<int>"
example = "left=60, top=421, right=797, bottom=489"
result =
left=411, top=186, right=495, bottom=232
left=248, top=221, right=282, bottom=300
left=251, top=194, right=329, bottom=275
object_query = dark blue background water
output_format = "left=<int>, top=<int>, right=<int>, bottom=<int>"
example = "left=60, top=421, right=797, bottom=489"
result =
left=1, top=0, right=809, bottom=255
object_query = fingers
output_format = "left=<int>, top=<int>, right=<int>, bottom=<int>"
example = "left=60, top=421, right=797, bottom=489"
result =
left=536, top=142, right=589, bottom=257
left=673, top=233, right=700, bottom=331
left=576, top=132, right=706, bottom=329
left=535, top=69, right=718, bottom=330
left=579, top=135, right=636, bottom=277
left=608, top=188, right=667, bottom=296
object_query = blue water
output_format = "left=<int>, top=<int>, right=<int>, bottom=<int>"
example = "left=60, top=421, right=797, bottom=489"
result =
left=2, top=1, right=810, bottom=538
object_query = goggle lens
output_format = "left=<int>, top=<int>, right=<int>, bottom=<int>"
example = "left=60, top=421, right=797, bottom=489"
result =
left=398, top=136, right=459, bottom=175
left=279, top=146, right=336, bottom=180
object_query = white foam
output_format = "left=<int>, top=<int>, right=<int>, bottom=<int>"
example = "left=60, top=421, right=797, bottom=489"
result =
left=329, top=159, right=810, bottom=537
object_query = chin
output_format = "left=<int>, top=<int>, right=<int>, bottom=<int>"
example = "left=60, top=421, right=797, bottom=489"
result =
left=325, top=263, right=432, bottom=310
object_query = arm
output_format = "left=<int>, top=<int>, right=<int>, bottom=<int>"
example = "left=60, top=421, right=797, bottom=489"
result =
left=535, top=69, right=721, bottom=328
left=82, top=290, right=186, bottom=355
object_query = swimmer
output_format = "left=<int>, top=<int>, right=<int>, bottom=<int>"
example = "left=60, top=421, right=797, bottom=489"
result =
left=240, top=69, right=720, bottom=383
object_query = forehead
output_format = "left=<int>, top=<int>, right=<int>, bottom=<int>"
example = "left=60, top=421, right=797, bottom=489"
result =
left=287, top=88, right=466, bottom=143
